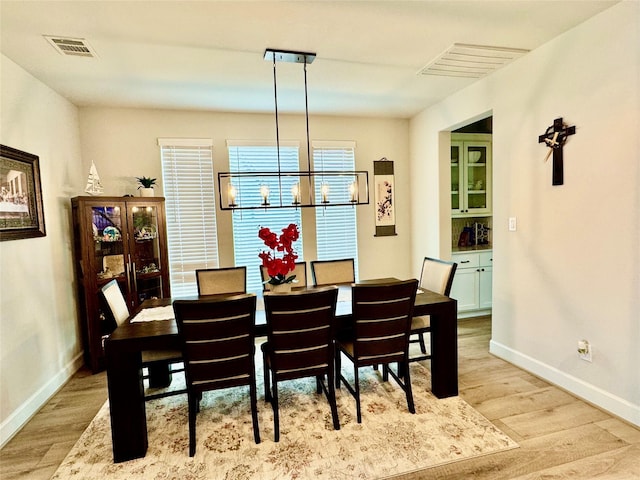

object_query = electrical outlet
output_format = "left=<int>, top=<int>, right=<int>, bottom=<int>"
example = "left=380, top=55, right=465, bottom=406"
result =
left=508, top=217, right=517, bottom=231
left=578, top=340, right=592, bottom=362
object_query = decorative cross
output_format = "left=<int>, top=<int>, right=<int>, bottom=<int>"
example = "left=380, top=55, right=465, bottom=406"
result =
left=538, top=117, right=576, bottom=185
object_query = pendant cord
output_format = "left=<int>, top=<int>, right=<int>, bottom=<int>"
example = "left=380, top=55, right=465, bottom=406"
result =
left=273, top=54, right=282, bottom=205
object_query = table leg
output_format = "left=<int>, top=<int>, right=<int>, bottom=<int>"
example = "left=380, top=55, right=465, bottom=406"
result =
left=429, top=301, right=458, bottom=398
left=105, top=341, right=148, bottom=462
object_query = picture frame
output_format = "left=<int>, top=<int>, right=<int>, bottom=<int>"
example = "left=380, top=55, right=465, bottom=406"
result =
left=373, top=158, right=397, bottom=237
left=0, top=145, right=46, bottom=241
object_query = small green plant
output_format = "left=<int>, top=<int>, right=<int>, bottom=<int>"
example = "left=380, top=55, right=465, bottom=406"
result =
left=136, top=176, right=157, bottom=189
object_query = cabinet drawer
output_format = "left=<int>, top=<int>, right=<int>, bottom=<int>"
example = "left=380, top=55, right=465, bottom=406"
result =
left=479, top=251, right=493, bottom=266
left=452, top=252, right=479, bottom=268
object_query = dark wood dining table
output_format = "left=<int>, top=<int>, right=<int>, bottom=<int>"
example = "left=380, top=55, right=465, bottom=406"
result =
left=105, top=278, right=457, bottom=462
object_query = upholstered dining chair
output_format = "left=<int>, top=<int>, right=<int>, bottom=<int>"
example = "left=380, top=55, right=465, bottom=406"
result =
left=261, top=286, right=340, bottom=441
left=336, top=279, right=418, bottom=423
left=409, top=257, right=457, bottom=363
left=173, top=294, right=260, bottom=456
left=196, top=266, right=246, bottom=295
left=260, top=261, right=307, bottom=291
left=310, top=258, right=355, bottom=286
left=101, top=279, right=185, bottom=400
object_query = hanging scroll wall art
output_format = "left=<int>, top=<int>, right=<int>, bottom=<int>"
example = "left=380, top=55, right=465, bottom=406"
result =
left=373, top=158, right=396, bottom=237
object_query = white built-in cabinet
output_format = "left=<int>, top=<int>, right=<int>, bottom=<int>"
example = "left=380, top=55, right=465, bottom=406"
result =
left=450, top=250, right=492, bottom=316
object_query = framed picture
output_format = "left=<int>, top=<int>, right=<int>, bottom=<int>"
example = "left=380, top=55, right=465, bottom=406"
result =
left=0, top=145, right=46, bottom=241
left=373, top=158, right=397, bottom=237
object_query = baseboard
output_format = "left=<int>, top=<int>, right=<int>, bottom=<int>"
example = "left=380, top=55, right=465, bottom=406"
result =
left=0, top=352, right=85, bottom=448
left=490, top=340, right=640, bottom=427
left=458, top=308, right=491, bottom=319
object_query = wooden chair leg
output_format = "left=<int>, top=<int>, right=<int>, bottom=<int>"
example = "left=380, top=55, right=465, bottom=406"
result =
left=418, top=332, right=427, bottom=354
left=403, top=362, right=415, bottom=414
left=354, top=367, right=362, bottom=423
left=327, top=372, right=341, bottom=431
left=272, top=377, right=280, bottom=442
left=316, top=375, right=322, bottom=394
left=263, top=350, right=272, bottom=402
left=249, top=377, right=261, bottom=444
left=335, top=350, right=342, bottom=389
left=188, top=392, right=197, bottom=457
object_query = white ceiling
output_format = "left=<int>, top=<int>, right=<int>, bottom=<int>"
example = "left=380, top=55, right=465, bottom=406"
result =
left=1, top=1, right=618, bottom=118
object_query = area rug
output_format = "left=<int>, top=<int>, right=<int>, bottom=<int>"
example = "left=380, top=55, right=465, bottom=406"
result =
left=51, top=362, right=517, bottom=479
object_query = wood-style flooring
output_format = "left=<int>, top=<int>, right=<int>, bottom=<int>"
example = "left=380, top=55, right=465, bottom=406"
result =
left=1, top=316, right=638, bottom=479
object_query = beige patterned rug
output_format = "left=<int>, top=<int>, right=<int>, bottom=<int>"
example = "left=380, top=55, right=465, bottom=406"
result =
left=52, top=362, right=517, bottom=479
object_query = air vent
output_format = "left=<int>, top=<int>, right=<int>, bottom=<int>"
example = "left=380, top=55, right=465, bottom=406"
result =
left=418, top=43, right=529, bottom=79
left=44, top=35, right=97, bottom=58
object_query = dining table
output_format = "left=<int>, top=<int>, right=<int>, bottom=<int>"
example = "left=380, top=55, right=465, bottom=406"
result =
left=104, top=278, right=458, bottom=463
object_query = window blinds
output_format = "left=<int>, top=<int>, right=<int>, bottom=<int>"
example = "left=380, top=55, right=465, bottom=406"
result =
left=313, top=142, right=359, bottom=279
left=228, top=142, right=303, bottom=293
left=159, top=138, right=218, bottom=297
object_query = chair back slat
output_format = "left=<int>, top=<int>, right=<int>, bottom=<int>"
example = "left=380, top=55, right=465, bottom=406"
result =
left=351, top=279, right=418, bottom=365
left=196, top=266, right=247, bottom=295
left=419, top=257, right=457, bottom=295
left=173, top=294, right=256, bottom=392
left=310, top=259, right=355, bottom=286
left=264, top=287, right=338, bottom=381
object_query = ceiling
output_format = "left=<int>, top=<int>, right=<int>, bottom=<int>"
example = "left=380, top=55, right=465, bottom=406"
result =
left=0, top=1, right=618, bottom=118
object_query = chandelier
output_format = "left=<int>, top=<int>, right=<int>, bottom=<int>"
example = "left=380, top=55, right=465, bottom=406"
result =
left=217, top=49, right=369, bottom=210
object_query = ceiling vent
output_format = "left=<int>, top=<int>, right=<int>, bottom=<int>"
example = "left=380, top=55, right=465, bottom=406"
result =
left=418, top=43, right=529, bottom=79
left=44, top=35, right=97, bottom=58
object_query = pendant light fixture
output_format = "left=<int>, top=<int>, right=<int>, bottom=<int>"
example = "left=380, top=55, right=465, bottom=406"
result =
left=218, top=49, right=369, bottom=210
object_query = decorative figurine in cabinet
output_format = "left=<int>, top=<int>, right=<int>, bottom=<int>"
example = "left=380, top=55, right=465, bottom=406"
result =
left=71, top=196, right=171, bottom=372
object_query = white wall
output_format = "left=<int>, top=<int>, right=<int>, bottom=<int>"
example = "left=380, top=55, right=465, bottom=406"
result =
left=0, top=55, right=85, bottom=445
left=78, top=108, right=412, bottom=281
left=410, top=1, right=639, bottom=425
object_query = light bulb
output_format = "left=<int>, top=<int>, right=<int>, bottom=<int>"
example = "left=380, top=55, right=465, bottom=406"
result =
left=321, top=183, right=329, bottom=203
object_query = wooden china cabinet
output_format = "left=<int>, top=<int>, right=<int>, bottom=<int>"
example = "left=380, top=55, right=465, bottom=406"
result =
left=71, top=196, right=171, bottom=372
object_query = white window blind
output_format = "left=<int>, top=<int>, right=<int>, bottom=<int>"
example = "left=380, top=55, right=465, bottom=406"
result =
left=159, top=138, right=218, bottom=297
left=313, top=141, right=359, bottom=280
left=228, top=141, right=303, bottom=293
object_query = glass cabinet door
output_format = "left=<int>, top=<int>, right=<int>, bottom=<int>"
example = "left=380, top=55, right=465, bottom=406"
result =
left=451, top=142, right=463, bottom=214
left=464, top=143, right=489, bottom=214
left=129, top=204, right=164, bottom=304
left=92, top=204, right=126, bottom=286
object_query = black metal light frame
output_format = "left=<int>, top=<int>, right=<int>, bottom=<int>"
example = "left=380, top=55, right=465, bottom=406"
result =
left=217, top=48, right=370, bottom=211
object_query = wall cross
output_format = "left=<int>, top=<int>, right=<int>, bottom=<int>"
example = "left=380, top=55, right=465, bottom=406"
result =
left=538, top=117, right=576, bottom=185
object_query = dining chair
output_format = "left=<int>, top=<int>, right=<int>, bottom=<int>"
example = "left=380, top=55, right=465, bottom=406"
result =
left=260, top=261, right=307, bottom=291
left=101, top=279, right=185, bottom=400
left=173, top=293, right=260, bottom=456
left=336, top=279, right=418, bottom=423
left=409, top=257, right=457, bottom=363
left=261, top=286, right=340, bottom=441
left=310, top=258, right=355, bottom=286
left=196, top=266, right=246, bottom=295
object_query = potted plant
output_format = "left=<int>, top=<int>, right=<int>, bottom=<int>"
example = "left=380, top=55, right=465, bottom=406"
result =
left=136, top=176, right=157, bottom=197
left=258, top=223, right=299, bottom=292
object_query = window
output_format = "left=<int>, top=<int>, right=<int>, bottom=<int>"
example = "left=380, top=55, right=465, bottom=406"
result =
left=313, top=141, right=359, bottom=279
left=228, top=141, right=303, bottom=293
left=159, top=138, right=218, bottom=297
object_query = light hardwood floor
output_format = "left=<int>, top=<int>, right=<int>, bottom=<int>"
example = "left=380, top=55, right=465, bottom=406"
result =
left=1, top=316, right=638, bottom=479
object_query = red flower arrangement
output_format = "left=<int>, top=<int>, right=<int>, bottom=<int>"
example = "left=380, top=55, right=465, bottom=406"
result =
left=258, top=223, right=300, bottom=285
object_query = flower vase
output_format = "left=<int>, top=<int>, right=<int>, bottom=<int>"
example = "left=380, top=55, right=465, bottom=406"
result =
left=269, top=283, right=292, bottom=293
left=140, top=188, right=155, bottom=197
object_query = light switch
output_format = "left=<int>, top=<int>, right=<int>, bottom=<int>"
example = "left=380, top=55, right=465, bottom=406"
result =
left=508, top=217, right=517, bottom=231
